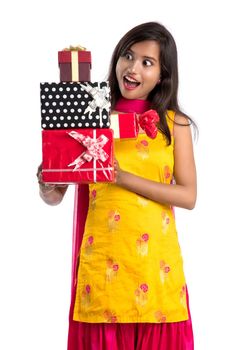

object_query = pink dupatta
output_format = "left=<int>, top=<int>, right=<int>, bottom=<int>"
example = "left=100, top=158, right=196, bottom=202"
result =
left=68, top=184, right=89, bottom=345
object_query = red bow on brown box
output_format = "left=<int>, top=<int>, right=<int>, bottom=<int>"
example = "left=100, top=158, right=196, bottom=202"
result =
left=138, top=109, right=160, bottom=139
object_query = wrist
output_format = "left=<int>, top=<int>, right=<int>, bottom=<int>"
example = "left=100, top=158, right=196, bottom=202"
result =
left=116, top=169, right=127, bottom=186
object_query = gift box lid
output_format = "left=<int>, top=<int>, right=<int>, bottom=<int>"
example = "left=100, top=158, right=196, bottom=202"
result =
left=58, top=50, right=92, bottom=65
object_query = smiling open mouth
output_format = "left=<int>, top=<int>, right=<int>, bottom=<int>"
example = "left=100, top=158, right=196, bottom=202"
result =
left=123, top=76, right=140, bottom=89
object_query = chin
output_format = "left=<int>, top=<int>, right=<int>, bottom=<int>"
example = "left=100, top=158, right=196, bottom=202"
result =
left=121, top=90, right=146, bottom=101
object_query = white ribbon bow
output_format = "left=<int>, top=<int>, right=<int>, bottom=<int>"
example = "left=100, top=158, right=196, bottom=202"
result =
left=67, top=130, right=109, bottom=177
left=80, top=83, right=111, bottom=127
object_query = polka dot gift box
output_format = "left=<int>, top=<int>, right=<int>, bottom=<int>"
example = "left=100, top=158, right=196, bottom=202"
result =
left=40, top=81, right=111, bottom=130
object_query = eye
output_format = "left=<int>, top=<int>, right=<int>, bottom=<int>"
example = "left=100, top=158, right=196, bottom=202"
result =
left=143, top=59, right=153, bottom=67
left=124, top=52, right=133, bottom=60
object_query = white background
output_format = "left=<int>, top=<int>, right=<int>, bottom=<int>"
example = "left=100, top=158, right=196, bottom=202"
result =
left=0, top=0, right=233, bottom=349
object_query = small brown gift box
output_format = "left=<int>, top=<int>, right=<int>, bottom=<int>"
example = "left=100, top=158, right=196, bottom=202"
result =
left=58, top=46, right=92, bottom=82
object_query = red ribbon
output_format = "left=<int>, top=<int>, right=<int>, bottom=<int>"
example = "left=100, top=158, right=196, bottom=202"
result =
left=138, top=109, right=160, bottom=139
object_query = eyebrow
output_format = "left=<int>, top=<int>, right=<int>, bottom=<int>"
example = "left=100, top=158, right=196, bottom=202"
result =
left=127, top=48, right=158, bottom=63
left=143, top=55, right=157, bottom=63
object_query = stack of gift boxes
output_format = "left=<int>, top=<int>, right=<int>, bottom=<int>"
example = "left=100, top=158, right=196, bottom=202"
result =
left=40, top=46, right=138, bottom=184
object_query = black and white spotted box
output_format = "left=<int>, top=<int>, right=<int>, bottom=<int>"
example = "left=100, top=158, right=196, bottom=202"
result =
left=40, top=81, right=111, bottom=129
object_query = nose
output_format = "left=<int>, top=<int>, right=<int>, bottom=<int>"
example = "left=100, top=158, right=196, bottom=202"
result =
left=127, top=59, right=140, bottom=74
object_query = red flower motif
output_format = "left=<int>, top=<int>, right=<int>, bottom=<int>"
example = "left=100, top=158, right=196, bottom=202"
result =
left=112, top=264, right=119, bottom=271
left=164, top=266, right=170, bottom=273
left=114, top=214, right=120, bottom=221
left=88, top=236, right=94, bottom=245
left=140, top=139, right=148, bottom=146
left=140, top=283, right=148, bottom=293
left=142, top=233, right=149, bottom=241
left=164, top=166, right=171, bottom=179
left=85, top=285, right=91, bottom=293
left=91, top=189, right=96, bottom=199
left=103, top=310, right=117, bottom=323
left=155, top=310, right=167, bottom=322
left=138, top=109, right=160, bottom=139
left=111, top=316, right=117, bottom=323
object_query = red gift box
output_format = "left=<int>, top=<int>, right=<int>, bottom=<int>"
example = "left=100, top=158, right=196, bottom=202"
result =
left=111, top=113, right=138, bottom=139
left=42, top=129, right=114, bottom=184
left=58, top=48, right=92, bottom=82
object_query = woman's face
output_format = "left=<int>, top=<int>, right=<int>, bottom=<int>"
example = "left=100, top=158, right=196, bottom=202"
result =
left=116, top=40, right=161, bottom=100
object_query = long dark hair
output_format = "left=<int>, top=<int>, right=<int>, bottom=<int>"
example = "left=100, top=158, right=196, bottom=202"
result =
left=107, top=21, right=197, bottom=144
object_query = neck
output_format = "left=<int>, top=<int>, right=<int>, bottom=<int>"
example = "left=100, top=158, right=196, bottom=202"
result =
left=114, top=97, right=151, bottom=114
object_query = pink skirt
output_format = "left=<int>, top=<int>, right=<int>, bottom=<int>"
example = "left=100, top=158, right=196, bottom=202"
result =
left=68, top=319, right=193, bottom=350
left=67, top=287, right=194, bottom=350
left=68, top=185, right=194, bottom=350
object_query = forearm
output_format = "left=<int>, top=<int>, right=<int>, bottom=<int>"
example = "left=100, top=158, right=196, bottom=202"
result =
left=117, top=170, right=196, bottom=210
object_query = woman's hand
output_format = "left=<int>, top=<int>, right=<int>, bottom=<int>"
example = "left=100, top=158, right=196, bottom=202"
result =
left=37, top=163, right=56, bottom=193
left=37, top=163, right=68, bottom=205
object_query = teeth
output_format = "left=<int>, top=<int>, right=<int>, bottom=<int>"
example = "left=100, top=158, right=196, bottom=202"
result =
left=125, top=75, right=138, bottom=83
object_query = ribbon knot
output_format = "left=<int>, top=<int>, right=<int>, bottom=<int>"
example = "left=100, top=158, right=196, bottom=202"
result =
left=79, top=83, right=110, bottom=127
left=67, top=130, right=109, bottom=171
left=138, top=109, right=160, bottom=139
left=63, top=45, right=87, bottom=51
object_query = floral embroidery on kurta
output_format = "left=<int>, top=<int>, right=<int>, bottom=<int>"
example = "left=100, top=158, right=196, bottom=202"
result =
left=106, top=258, right=119, bottom=282
left=136, top=233, right=149, bottom=256
left=180, top=285, right=187, bottom=308
left=81, top=284, right=91, bottom=307
left=155, top=310, right=167, bottom=322
left=90, top=189, right=97, bottom=210
left=136, top=139, right=149, bottom=159
left=103, top=310, right=118, bottom=323
left=108, top=210, right=120, bottom=232
left=160, top=260, right=171, bottom=283
left=84, top=235, right=94, bottom=256
left=162, top=211, right=170, bottom=234
left=164, top=165, right=171, bottom=183
left=135, top=283, right=149, bottom=306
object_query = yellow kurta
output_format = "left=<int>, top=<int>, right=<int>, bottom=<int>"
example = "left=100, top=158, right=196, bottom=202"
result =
left=73, top=110, right=189, bottom=323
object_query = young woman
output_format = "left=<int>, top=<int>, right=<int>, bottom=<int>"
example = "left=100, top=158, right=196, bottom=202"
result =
left=38, top=21, right=197, bottom=350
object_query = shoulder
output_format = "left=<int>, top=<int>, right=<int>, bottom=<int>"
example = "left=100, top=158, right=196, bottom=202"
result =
left=164, top=111, right=193, bottom=143
left=165, top=110, right=190, bottom=137
left=174, top=112, right=191, bottom=126
left=166, top=110, right=190, bottom=125
left=173, top=112, right=193, bottom=144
